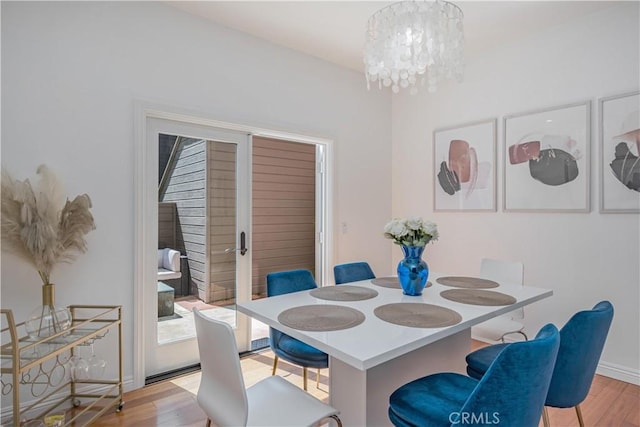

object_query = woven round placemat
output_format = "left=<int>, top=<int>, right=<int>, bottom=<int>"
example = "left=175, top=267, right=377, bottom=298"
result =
left=439, top=289, right=516, bottom=306
left=310, top=285, right=378, bottom=301
left=436, top=276, right=499, bottom=289
left=371, top=277, right=433, bottom=290
left=278, top=305, right=365, bottom=332
left=373, top=303, right=462, bottom=328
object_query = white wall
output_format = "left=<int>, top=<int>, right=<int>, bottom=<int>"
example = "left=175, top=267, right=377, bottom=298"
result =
left=392, top=3, right=640, bottom=383
left=1, top=1, right=391, bottom=388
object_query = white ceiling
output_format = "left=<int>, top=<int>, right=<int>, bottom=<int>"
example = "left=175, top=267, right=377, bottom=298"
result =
left=167, top=1, right=618, bottom=72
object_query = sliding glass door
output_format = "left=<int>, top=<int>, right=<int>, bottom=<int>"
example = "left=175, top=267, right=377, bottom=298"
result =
left=145, top=118, right=251, bottom=377
left=137, top=109, right=332, bottom=384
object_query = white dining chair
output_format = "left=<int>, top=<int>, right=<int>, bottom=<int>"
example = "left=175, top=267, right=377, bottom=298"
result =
left=193, top=308, right=342, bottom=427
left=471, top=258, right=527, bottom=343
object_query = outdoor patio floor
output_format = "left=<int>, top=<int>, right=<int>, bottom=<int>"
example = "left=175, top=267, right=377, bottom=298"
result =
left=157, top=296, right=269, bottom=346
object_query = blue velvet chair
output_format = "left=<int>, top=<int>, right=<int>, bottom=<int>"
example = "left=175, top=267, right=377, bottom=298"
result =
left=266, top=269, right=328, bottom=391
left=388, top=324, right=560, bottom=427
left=333, top=262, right=376, bottom=284
left=466, top=301, right=614, bottom=427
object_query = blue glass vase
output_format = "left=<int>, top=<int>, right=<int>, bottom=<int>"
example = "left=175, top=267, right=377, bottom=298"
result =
left=397, top=245, right=429, bottom=296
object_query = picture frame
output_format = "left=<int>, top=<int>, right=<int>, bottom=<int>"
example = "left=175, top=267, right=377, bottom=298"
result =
left=599, top=91, right=640, bottom=213
left=433, top=119, right=497, bottom=211
left=503, top=101, right=591, bottom=212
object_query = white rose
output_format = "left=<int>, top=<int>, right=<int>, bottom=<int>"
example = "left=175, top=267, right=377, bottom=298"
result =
left=422, top=221, right=438, bottom=240
left=384, top=219, right=408, bottom=238
left=383, top=219, right=400, bottom=233
left=405, top=216, right=423, bottom=231
left=383, top=219, right=397, bottom=234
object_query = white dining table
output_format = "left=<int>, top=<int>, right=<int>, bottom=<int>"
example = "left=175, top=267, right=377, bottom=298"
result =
left=237, top=272, right=552, bottom=427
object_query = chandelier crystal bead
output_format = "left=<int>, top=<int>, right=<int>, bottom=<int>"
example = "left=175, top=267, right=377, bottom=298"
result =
left=364, top=0, right=464, bottom=94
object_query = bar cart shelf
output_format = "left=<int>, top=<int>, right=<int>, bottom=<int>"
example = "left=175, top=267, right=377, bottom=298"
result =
left=1, top=305, right=123, bottom=426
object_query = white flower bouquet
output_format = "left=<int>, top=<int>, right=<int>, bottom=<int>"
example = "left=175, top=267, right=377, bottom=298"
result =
left=384, top=216, right=438, bottom=247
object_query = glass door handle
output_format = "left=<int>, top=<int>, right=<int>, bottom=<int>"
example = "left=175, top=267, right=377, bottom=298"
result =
left=221, top=232, right=248, bottom=256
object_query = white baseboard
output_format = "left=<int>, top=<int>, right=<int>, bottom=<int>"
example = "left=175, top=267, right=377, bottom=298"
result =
left=597, top=361, right=640, bottom=385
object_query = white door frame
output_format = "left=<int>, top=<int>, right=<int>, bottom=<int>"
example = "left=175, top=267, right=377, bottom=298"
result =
left=133, top=102, right=334, bottom=388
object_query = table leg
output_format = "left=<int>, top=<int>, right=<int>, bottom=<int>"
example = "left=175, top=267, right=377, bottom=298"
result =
left=329, top=329, right=470, bottom=427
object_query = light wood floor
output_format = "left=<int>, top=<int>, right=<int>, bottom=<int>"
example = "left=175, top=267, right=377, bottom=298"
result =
left=93, top=345, right=639, bottom=427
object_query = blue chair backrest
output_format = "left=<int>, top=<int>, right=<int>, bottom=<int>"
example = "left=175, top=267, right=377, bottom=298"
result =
left=546, top=300, right=614, bottom=408
left=266, top=270, right=318, bottom=349
left=459, top=324, right=560, bottom=427
left=266, top=269, right=317, bottom=296
left=334, top=262, right=375, bottom=284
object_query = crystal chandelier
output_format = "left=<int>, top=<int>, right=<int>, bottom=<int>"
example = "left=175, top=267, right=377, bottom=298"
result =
left=364, top=0, right=464, bottom=94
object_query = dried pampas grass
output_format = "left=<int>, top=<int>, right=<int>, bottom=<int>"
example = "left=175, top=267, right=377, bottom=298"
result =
left=1, top=165, right=96, bottom=285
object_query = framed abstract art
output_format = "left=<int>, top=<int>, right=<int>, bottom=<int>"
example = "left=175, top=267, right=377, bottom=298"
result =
left=433, top=119, right=497, bottom=211
left=503, top=101, right=591, bottom=212
left=599, top=91, right=640, bottom=213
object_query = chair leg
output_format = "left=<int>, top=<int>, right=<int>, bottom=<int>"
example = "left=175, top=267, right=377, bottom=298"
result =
left=316, top=368, right=321, bottom=388
left=328, top=414, right=343, bottom=427
left=315, top=415, right=342, bottom=427
left=575, top=404, right=585, bottom=427
left=500, top=330, right=529, bottom=342
left=303, top=367, right=308, bottom=391
left=542, top=407, right=550, bottom=427
left=271, top=355, right=279, bottom=376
